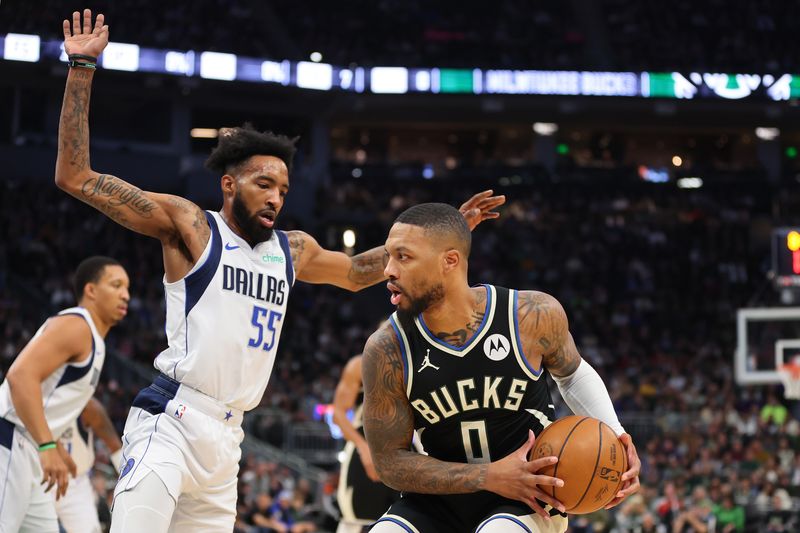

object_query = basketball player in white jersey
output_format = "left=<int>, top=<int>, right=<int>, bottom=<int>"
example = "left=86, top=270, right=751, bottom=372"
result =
left=57, top=397, right=124, bottom=533
left=362, top=204, right=642, bottom=532
left=0, top=256, right=129, bottom=533
left=55, top=10, right=504, bottom=532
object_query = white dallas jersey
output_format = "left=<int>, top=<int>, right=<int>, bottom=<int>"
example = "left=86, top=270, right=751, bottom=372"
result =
left=155, top=211, right=294, bottom=411
left=59, top=418, right=95, bottom=476
left=0, top=307, right=105, bottom=442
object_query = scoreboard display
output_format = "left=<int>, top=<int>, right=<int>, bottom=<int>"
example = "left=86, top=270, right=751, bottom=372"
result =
left=773, top=228, right=800, bottom=287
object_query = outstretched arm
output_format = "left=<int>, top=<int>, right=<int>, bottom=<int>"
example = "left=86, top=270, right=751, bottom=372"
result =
left=517, top=290, right=641, bottom=507
left=362, top=324, right=563, bottom=516
left=55, top=10, right=209, bottom=279
left=289, top=190, right=506, bottom=291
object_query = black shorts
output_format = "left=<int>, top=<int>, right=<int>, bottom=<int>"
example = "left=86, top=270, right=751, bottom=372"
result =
left=338, top=441, right=400, bottom=522
left=371, top=492, right=568, bottom=533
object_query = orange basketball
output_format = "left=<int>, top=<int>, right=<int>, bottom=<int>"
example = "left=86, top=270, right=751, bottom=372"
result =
left=530, top=415, right=627, bottom=514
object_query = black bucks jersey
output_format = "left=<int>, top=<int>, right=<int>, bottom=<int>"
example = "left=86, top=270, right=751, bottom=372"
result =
left=388, top=285, right=555, bottom=464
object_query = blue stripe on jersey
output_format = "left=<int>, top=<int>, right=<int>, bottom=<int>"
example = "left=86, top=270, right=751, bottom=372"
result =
left=0, top=416, right=13, bottom=450
left=276, top=230, right=294, bottom=287
left=131, top=374, right=179, bottom=416
left=388, top=316, right=409, bottom=387
left=417, top=284, right=492, bottom=352
left=76, top=414, right=89, bottom=444
left=55, top=334, right=96, bottom=388
left=513, top=290, right=542, bottom=377
left=184, top=211, right=223, bottom=316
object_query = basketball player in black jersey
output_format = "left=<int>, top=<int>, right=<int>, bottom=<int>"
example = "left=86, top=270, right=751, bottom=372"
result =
left=362, top=203, right=641, bottom=533
left=334, top=353, right=398, bottom=532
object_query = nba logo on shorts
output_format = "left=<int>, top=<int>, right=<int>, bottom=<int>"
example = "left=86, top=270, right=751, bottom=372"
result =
left=174, top=404, right=187, bottom=419
left=119, top=458, right=135, bottom=479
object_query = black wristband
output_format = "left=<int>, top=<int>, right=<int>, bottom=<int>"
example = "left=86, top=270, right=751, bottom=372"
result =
left=68, top=53, right=98, bottom=63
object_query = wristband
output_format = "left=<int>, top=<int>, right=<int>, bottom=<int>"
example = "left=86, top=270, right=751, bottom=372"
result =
left=38, top=441, right=57, bottom=452
left=67, top=53, right=97, bottom=70
left=68, top=54, right=98, bottom=63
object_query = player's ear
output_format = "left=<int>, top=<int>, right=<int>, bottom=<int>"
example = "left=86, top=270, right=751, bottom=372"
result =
left=220, top=174, right=236, bottom=197
left=442, top=249, right=460, bottom=273
left=83, top=282, right=97, bottom=302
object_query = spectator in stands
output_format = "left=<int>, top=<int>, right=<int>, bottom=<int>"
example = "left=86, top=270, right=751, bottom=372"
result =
left=712, top=487, right=744, bottom=533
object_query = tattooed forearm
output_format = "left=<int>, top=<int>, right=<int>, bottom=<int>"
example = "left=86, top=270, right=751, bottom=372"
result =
left=57, top=68, right=94, bottom=175
left=518, top=291, right=581, bottom=377
left=363, top=326, right=487, bottom=494
left=347, top=247, right=388, bottom=288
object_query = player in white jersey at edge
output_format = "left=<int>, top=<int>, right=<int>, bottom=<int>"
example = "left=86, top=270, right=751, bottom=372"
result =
left=57, top=397, right=124, bottom=533
left=55, top=9, right=505, bottom=532
left=0, top=256, right=130, bottom=533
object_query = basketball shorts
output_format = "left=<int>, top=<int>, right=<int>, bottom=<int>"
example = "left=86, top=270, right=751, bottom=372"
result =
left=0, top=416, right=59, bottom=533
left=338, top=438, right=399, bottom=524
left=56, top=472, right=101, bottom=533
left=111, top=374, right=245, bottom=531
left=371, top=491, right=568, bottom=533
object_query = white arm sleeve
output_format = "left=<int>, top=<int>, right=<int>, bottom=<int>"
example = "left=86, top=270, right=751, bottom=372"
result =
left=550, top=359, right=625, bottom=436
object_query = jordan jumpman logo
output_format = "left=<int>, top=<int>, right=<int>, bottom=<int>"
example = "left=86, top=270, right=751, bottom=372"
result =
left=418, top=349, right=440, bottom=372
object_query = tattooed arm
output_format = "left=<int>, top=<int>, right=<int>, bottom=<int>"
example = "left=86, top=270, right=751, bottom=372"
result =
left=286, top=191, right=505, bottom=291
left=517, top=290, right=641, bottom=506
left=54, top=10, right=209, bottom=280
left=362, top=324, right=563, bottom=514
left=283, top=230, right=385, bottom=291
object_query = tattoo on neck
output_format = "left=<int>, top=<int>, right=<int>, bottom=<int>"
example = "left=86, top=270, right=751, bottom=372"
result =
left=433, top=288, right=487, bottom=347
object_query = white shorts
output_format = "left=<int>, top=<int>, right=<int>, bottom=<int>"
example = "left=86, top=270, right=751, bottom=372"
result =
left=56, top=472, right=101, bottom=533
left=111, top=374, right=244, bottom=531
left=0, top=417, right=59, bottom=533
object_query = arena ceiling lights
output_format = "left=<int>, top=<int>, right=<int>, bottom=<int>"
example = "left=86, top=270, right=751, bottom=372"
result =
left=2, top=33, right=800, bottom=101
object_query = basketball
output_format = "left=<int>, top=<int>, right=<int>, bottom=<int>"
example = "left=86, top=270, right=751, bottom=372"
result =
left=530, top=415, right=627, bottom=515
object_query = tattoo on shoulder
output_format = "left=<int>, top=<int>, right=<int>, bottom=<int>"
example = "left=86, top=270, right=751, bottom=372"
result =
left=286, top=231, right=307, bottom=268
left=518, top=291, right=580, bottom=376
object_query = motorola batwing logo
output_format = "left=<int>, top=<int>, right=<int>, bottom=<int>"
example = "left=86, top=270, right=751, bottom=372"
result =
left=483, top=333, right=510, bottom=361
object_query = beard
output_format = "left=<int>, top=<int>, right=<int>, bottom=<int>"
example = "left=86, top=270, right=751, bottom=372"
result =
left=232, top=191, right=274, bottom=244
left=395, top=282, right=445, bottom=330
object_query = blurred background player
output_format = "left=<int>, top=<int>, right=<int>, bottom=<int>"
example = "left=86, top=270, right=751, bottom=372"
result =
left=334, top=352, right=401, bottom=533
left=55, top=10, right=504, bottom=532
left=57, top=397, right=124, bottom=533
left=363, top=204, right=641, bottom=533
left=0, top=256, right=129, bottom=533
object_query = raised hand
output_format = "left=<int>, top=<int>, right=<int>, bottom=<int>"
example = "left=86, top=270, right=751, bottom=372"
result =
left=604, top=432, right=641, bottom=509
left=63, top=8, right=109, bottom=58
left=459, top=190, right=506, bottom=231
left=485, top=430, right=565, bottom=520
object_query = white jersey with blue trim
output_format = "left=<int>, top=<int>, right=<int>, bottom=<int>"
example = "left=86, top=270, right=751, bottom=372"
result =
left=154, top=210, right=294, bottom=411
left=59, top=418, right=95, bottom=476
left=0, top=306, right=105, bottom=442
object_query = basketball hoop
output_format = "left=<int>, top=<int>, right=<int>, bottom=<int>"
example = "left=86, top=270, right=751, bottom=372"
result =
left=778, top=363, right=800, bottom=399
